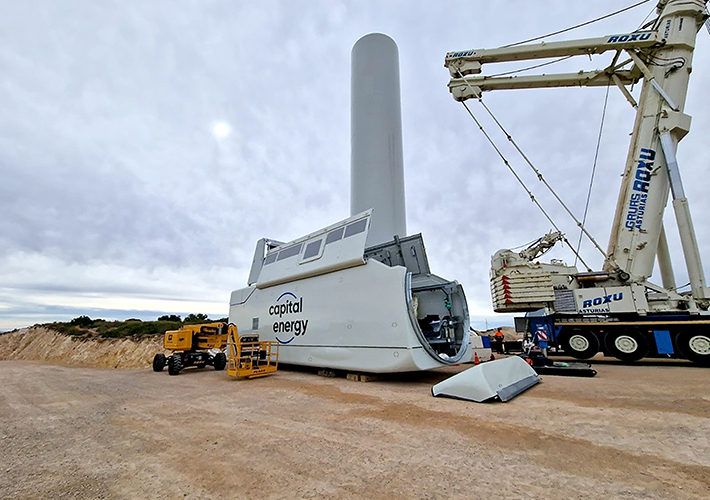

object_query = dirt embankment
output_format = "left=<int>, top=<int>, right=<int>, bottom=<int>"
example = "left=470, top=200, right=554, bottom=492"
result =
left=0, top=327, right=161, bottom=369
left=0, top=326, right=518, bottom=368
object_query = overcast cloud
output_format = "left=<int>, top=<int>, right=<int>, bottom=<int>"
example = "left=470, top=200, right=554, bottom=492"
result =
left=1, top=0, right=708, bottom=330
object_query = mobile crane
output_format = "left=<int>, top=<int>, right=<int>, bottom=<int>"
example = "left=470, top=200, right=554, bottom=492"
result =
left=445, top=0, right=710, bottom=364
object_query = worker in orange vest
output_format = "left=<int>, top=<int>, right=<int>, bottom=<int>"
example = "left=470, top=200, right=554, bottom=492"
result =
left=494, top=328, right=505, bottom=354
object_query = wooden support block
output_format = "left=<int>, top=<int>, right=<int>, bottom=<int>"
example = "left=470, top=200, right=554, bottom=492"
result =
left=346, top=373, right=380, bottom=382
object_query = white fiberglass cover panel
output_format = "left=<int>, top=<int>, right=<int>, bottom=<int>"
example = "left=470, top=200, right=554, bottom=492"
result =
left=432, top=357, right=540, bottom=403
left=255, top=210, right=372, bottom=289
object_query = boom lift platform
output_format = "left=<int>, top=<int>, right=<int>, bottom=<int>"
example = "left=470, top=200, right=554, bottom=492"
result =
left=445, top=0, right=710, bottom=365
left=226, top=327, right=279, bottom=379
left=153, top=323, right=229, bottom=376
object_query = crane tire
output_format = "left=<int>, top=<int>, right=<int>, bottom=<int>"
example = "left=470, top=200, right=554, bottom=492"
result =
left=559, top=329, right=599, bottom=359
left=604, top=330, right=648, bottom=362
left=676, top=332, right=710, bottom=366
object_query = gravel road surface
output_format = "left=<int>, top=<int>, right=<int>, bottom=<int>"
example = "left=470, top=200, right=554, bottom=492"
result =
left=1, top=359, right=709, bottom=499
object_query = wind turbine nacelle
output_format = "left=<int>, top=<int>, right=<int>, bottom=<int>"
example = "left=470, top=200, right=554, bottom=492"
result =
left=229, top=211, right=472, bottom=373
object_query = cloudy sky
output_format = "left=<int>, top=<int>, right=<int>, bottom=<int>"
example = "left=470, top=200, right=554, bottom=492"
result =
left=1, top=0, right=708, bottom=331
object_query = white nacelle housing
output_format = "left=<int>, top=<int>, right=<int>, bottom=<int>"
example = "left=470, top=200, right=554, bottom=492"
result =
left=229, top=211, right=471, bottom=373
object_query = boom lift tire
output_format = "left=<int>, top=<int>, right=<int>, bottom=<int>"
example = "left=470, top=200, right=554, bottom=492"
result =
left=168, top=354, right=183, bottom=376
left=676, top=332, right=710, bottom=366
left=604, top=330, right=648, bottom=362
left=213, top=352, right=227, bottom=371
left=152, top=353, right=166, bottom=372
left=559, top=329, right=599, bottom=360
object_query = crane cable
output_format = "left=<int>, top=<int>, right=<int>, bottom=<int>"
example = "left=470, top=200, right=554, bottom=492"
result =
left=491, top=2, right=660, bottom=79
left=449, top=1, right=655, bottom=269
left=489, top=55, right=574, bottom=78
left=473, top=93, right=610, bottom=262
left=502, top=0, right=654, bottom=48
left=575, top=84, right=611, bottom=267
left=458, top=99, right=593, bottom=271
left=636, top=4, right=657, bottom=31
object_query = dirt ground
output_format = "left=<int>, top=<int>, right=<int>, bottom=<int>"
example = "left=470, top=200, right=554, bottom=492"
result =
left=1, top=351, right=709, bottom=500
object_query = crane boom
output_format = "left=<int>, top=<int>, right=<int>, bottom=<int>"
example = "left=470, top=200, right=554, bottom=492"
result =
left=445, top=31, right=660, bottom=77
left=446, top=0, right=709, bottom=298
left=606, top=1, right=707, bottom=298
left=446, top=1, right=710, bottom=365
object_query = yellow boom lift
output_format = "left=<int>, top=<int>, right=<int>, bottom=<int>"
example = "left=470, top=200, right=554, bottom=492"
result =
left=226, top=327, right=279, bottom=379
left=152, top=322, right=280, bottom=378
left=153, top=322, right=229, bottom=375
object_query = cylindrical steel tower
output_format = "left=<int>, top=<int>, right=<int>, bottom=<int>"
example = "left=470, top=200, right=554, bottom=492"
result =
left=350, top=33, right=407, bottom=247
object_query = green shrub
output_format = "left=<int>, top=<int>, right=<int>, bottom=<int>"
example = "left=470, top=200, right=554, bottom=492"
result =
left=69, top=315, right=93, bottom=327
left=41, top=315, right=227, bottom=339
left=184, top=313, right=209, bottom=324
left=41, top=319, right=182, bottom=339
left=157, top=314, right=181, bottom=322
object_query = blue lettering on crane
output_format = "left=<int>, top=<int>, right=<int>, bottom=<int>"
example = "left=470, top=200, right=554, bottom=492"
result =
left=624, top=148, right=655, bottom=230
left=582, top=292, right=624, bottom=309
left=445, top=50, right=476, bottom=60
left=607, top=32, right=653, bottom=43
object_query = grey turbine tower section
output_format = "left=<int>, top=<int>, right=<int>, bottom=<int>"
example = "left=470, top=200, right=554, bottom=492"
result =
left=350, top=33, right=407, bottom=247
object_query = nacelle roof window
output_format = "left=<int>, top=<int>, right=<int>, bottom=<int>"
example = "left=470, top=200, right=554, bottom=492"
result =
left=277, top=243, right=302, bottom=261
left=344, top=219, right=367, bottom=238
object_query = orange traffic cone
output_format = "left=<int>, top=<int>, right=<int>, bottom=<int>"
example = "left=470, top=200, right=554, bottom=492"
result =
left=474, top=352, right=480, bottom=365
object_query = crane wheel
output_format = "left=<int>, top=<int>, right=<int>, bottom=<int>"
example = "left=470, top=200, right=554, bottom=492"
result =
left=168, top=354, right=183, bottom=375
left=559, top=329, right=599, bottom=359
left=604, top=331, right=648, bottom=362
left=676, top=332, right=710, bottom=366
left=213, top=352, right=227, bottom=371
left=152, top=353, right=167, bottom=372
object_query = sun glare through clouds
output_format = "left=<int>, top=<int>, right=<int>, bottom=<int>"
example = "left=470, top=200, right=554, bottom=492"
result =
left=213, top=122, right=230, bottom=138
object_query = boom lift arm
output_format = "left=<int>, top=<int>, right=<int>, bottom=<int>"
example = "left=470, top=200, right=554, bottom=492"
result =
left=446, top=0, right=709, bottom=304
